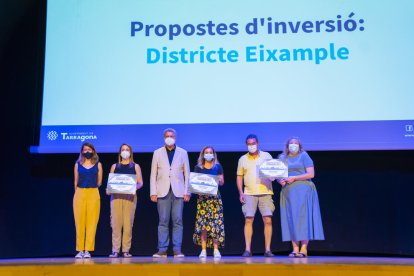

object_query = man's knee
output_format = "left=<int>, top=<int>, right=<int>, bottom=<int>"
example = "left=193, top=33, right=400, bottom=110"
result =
left=263, top=216, right=272, bottom=225
left=245, top=217, right=254, bottom=225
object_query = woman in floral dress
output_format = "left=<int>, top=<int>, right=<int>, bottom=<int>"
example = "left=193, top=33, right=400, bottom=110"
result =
left=193, top=146, right=225, bottom=258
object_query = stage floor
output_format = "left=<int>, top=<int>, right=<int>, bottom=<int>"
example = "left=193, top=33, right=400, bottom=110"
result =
left=1, top=256, right=414, bottom=276
left=1, top=256, right=414, bottom=266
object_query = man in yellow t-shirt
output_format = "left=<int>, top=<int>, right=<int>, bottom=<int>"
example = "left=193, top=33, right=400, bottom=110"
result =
left=237, top=134, right=274, bottom=257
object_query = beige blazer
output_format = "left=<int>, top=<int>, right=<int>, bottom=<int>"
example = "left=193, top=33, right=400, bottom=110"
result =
left=150, top=146, right=190, bottom=198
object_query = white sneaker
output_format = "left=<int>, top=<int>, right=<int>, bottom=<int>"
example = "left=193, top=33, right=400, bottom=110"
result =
left=214, top=249, right=221, bottom=258
left=75, top=251, right=84, bottom=259
left=152, top=250, right=167, bottom=258
left=199, top=250, right=207, bottom=258
left=83, top=251, right=91, bottom=258
left=173, top=251, right=185, bottom=258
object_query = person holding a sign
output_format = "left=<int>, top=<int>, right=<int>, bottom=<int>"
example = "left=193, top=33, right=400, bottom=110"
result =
left=277, top=137, right=324, bottom=258
left=107, top=143, right=143, bottom=258
left=73, top=142, right=103, bottom=259
left=192, top=146, right=225, bottom=259
left=150, top=128, right=190, bottom=258
left=237, top=134, right=275, bottom=257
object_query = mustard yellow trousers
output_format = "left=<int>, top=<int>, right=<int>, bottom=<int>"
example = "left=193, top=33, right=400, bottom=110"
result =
left=73, top=188, right=100, bottom=251
left=110, top=194, right=137, bottom=253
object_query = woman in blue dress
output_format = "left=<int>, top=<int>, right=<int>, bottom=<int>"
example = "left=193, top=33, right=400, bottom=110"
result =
left=193, top=146, right=225, bottom=258
left=278, top=137, right=324, bottom=257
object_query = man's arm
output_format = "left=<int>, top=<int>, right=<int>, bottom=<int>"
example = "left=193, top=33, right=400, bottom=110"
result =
left=183, top=150, right=191, bottom=202
left=237, top=175, right=245, bottom=203
left=150, top=151, right=158, bottom=202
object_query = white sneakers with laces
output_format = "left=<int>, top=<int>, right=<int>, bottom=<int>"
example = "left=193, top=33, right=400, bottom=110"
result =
left=199, top=249, right=221, bottom=258
left=75, top=251, right=91, bottom=258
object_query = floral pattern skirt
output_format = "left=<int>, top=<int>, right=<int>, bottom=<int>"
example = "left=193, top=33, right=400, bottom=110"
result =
left=193, top=192, right=225, bottom=248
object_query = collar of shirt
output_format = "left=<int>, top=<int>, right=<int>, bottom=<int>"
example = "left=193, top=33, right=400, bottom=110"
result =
left=165, top=145, right=176, bottom=152
left=247, top=150, right=261, bottom=160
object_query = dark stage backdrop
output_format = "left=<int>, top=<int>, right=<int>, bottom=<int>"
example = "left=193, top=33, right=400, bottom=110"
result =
left=0, top=1, right=413, bottom=259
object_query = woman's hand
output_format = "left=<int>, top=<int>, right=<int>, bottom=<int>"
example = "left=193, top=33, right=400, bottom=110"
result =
left=285, top=176, right=297, bottom=184
left=277, top=178, right=287, bottom=187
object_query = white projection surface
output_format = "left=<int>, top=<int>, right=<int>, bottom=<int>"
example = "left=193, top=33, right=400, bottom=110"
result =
left=33, top=0, right=414, bottom=153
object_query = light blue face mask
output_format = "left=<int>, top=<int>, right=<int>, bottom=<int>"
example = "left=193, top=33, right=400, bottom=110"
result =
left=288, top=143, right=299, bottom=153
left=204, top=153, right=214, bottom=161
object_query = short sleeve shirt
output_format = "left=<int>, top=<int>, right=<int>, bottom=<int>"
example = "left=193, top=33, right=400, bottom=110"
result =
left=194, top=163, right=223, bottom=175
left=237, top=151, right=273, bottom=195
left=285, top=151, right=314, bottom=177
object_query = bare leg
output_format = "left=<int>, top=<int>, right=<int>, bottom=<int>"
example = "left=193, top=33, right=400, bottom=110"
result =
left=213, top=239, right=221, bottom=258
left=300, top=240, right=309, bottom=255
left=213, top=239, right=219, bottom=250
left=262, top=216, right=272, bottom=252
left=291, top=240, right=300, bottom=253
left=244, top=217, right=254, bottom=252
left=201, top=229, right=207, bottom=250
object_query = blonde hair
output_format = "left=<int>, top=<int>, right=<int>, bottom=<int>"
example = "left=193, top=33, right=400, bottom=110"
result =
left=197, top=146, right=220, bottom=169
left=279, top=136, right=304, bottom=159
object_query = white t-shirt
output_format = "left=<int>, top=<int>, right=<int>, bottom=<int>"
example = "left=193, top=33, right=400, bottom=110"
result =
left=237, top=151, right=273, bottom=195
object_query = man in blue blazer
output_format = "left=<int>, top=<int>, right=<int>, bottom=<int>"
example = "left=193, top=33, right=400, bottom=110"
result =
left=150, top=128, right=190, bottom=258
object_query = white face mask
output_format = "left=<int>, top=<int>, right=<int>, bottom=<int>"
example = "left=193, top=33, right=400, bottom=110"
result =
left=120, top=150, right=130, bottom=159
left=247, top=145, right=257, bottom=154
left=204, top=153, right=214, bottom=162
left=288, top=143, right=300, bottom=153
left=165, top=137, right=175, bottom=146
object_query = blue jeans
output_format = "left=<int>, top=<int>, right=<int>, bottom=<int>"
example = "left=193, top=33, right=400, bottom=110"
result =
left=157, top=188, right=184, bottom=251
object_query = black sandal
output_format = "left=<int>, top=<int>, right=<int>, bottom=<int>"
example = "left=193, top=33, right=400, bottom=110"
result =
left=288, top=252, right=298, bottom=257
left=296, top=252, right=308, bottom=258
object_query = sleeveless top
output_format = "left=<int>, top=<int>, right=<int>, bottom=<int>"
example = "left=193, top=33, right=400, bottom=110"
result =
left=114, top=162, right=136, bottom=174
left=77, top=161, right=99, bottom=188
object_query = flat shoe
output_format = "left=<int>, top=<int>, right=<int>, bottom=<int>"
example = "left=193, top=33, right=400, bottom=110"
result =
left=123, top=252, right=132, bottom=258
left=288, top=252, right=298, bottom=257
left=296, top=252, right=307, bottom=258
left=199, top=250, right=207, bottom=258
left=242, top=250, right=252, bottom=257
